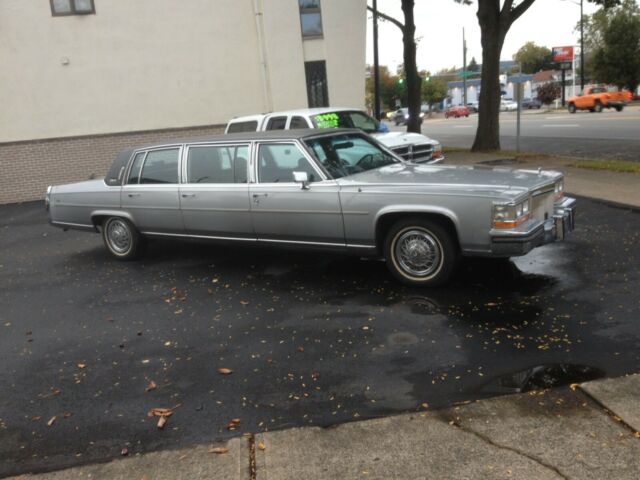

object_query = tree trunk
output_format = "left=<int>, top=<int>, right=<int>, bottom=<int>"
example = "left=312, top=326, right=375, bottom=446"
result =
left=472, top=1, right=506, bottom=151
left=401, top=0, right=422, bottom=134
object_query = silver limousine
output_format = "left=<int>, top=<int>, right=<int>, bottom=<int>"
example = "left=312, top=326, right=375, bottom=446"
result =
left=46, top=129, right=576, bottom=286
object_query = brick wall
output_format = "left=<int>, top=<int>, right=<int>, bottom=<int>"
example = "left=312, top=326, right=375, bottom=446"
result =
left=0, top=125, right=225, bottom=205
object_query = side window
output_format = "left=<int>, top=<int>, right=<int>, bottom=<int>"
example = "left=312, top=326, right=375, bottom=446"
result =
left=186, top=145, right=248, bottom=184
left=227, top=121, right=258, bottom=133
left=265, top=116, right=287, bottom=130
left=290, top=116, right=310, bottom=129
left=349, top=112, right=378, bottom=132
left=258, top=143, right=318, bottom=183
left=139, top=148, right=180, bottom=184
left=127, top=152, right=146, bottom=184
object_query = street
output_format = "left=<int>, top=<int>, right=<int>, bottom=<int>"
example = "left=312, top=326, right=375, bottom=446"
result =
left=1, top=198, right=639, bottom=477
left=391, top=107, right=640, bottom=161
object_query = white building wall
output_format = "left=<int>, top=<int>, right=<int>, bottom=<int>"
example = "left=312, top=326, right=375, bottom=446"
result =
left=0, top=0, right=366, bottom=143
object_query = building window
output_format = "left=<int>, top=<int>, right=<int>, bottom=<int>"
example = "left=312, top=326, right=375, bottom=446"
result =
left=50, top=0, right=95, bottom=16
left=299, top=0, right=323, bottom=37
left=305, top=61, right=329, bottom=108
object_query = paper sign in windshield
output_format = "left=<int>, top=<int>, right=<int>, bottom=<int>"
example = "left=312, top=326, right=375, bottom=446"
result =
left=314, top=113, right=339, bottom=129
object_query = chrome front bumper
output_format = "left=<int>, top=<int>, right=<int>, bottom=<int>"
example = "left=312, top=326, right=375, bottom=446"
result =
left=490, top=196, right=576, bottom=256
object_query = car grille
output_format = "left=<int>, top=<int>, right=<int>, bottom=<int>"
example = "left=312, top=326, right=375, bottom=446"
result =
left=530, top=189, right=554, bottom=221
left=390, top=144, right=434, bottom=163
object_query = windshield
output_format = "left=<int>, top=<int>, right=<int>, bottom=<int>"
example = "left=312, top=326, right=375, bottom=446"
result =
left=310, top=111, right=380, bottom=133
left=304, top=133, right=399, bottom=179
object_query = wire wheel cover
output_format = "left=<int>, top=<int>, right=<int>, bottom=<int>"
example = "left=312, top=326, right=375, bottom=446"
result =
left=394, top=229, right=442, bottom=277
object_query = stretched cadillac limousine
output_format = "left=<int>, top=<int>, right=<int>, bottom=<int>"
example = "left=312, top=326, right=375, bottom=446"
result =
left=46, top=129, right=576, bottom=286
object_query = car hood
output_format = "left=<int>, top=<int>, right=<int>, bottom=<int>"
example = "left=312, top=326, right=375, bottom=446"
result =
left=337, top=163, right=561, bottom=199
left=372, top=131, right=437, bottom=147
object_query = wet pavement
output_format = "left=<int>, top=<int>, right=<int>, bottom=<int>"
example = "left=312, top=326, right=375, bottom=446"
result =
left=1, top=197, right=639, bottom=477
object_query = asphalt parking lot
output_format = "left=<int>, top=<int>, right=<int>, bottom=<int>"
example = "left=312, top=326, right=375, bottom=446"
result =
left=1, top=197, right=639, bottom=477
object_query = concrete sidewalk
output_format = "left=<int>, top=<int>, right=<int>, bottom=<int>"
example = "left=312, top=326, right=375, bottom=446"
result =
left=11, top=375, right=640, bottom=480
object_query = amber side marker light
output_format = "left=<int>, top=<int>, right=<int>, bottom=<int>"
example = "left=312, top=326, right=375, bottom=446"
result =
left=494, top=214, right=530, bottom=229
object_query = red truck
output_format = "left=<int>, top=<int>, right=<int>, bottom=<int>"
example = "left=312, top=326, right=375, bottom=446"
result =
left=567, top=86, right=632, bottom=113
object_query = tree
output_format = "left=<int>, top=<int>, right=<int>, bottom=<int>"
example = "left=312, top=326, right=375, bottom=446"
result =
left=587, top=0, right=640, bottom=92
left=456, top=0, right=620, bottom=152
left=422, top=77, right=448, bottom=110
left=535, top=82, right=561, bottom=105
left=468, top=57, right=479, bottom=72
left=368, top=1, right=422, bottom=133
left=513, top=42, right=552, bottom=73
left=365, top=65, right=406, bottom=111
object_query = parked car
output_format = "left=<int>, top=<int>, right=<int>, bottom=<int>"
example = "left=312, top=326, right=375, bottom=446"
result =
left=466, top=102, right=479, bottom=113
left=500, top=100, right=518, bottom=111
left=46, top=129, right=576, bottom=287
left=444, top=106, right=470, bottom=118
left=567, top=86, right=632, bottom=113
left=391, top=107, right=425, bottom=126
left=522, top=98, right=542, bottom=109
left=226, top=108, right=442, bottom=164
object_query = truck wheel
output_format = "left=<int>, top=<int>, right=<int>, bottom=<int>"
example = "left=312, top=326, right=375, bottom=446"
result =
left=594, top=101, right=603, bottom=113
left=615, top=105, right=623, bottom=112
left=568, top=103, right=576, bottom=114
left=384, top=218, right=458, bottom=287
left=102, top=217, right=143, bottom=260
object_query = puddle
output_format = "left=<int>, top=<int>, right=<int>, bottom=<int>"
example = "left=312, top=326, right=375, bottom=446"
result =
left=481, top=364, right=605, bottom=394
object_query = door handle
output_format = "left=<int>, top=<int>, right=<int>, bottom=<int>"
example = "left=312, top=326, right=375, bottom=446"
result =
left=181, top=193, right=196, bottom=198
left=252, top=193, right=268, bottom=203
left=127, top=193, right=141, bottom=197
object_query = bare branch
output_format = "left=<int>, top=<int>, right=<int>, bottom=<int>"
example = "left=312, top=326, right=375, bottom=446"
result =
left=367, top=5, right=405, bottom=31
left=507, top=0, right=537, bottom=25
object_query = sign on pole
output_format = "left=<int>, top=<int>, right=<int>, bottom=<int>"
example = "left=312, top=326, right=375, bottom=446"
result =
left=552, top=46, right=574, bottom=63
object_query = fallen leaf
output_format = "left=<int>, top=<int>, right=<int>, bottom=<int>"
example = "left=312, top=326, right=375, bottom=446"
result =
left=47, top=416, right=57, bottom=427
left=297, top=346, right=304, bottom=353
left=569, top=383, right=578, bottom=391
left=240, top=300, right=250, bottom=305
left=420, top=403, right=429, bottom=409
left=157, top=416, right=167, bottom=429
left=217, top=368, right=233, bottom=375
left=77, top=363, right=86, bottom=369
left=258, top=442, right=266, bottom=450
left=145, top=381, right=157, bottom=393
left=147, top=404, right=181, bottom=418
left=208, top=447, right=228, bottom=454
left=226, top=418, right=241, bottom=430
left=121, top=448, right=129, bottom=456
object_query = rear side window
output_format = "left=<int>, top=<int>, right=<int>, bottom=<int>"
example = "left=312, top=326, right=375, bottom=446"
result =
left=266, top=116, right=287, bottom=130
left=227, top=121, right=258, bottom=133
left=290, top=116, right=310, bottom=129
left=186, top=145, right=249, bottom=184
left=139, top=148, right=180, bottom=184
left=127, top=152, right=146, bottom=184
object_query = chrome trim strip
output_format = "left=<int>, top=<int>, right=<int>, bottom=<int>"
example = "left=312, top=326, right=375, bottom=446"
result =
left=251, top=209, right=341, bottom=215
left=141, top=231, right=257, bottom=242
left=258, top=238, right=345, bottom=247
left=346, top=244, right=377, bottom=249
left=179, top=207, right=250, bottom=213
left=52, top=221, right=95, bottom=229
left=342, top=211, right=369, bottom=216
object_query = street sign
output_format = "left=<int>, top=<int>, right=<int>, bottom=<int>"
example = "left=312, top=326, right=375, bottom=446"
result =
left=558, top=61, right=572, bottom=70
left=552, top=46, right=574, bottom=63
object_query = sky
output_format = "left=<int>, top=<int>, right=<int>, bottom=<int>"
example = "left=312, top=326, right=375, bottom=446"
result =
left=365, top=0, right=607, bottom=74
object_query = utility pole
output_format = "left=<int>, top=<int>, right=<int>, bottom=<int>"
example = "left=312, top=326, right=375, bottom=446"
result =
left=516, top=63, right=522, bottom=153
left=372, top=0, right=381, bottom=120
left=462, top=27, right=467, bottom=106
left=580, top=0, right=584, bottom=91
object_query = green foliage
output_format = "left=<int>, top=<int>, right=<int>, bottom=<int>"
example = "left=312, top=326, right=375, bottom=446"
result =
left=421, top=77, right=448, bottom=107
left=467, top=57, right=479, bottom=72
left=513, top=42, right=552, bottom=74
left=535, top=82, right=561, bottom=105
left=589, top=1, right=640, bottom=92
left=365, top=65, right=407, bottom=110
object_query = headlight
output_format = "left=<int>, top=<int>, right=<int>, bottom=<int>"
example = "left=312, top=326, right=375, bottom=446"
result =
left=493, top=198, right=530, bottom=229
left=554, top=180, right=564, bottom=201
left=432, top=143, right=442, bottom=157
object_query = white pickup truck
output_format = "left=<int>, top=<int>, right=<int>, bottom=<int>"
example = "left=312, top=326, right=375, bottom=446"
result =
left=225, top=108, right=443, bottom=164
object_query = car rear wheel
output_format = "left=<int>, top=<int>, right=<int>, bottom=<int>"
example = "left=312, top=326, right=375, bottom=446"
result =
left=384, top=219, right=458, bottom=287
left=102, top=217, right=142, bottom=260
left=568, top=103, right=576, bottom=114
left=594, top=101, right=603, bottom=113
left=615, top=105, right=623, bottom=112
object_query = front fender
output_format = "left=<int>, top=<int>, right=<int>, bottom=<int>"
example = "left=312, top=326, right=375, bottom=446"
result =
left=374, top=205, right=461, bottom=237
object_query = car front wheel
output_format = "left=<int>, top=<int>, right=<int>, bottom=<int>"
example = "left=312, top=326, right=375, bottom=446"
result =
left=568, top=103, right=576, bottom=114
left=102, top=217, right=142, bottom=260
left=384, top=219, right=458, bottom=287
left=594, top=101, right=603, bottom=113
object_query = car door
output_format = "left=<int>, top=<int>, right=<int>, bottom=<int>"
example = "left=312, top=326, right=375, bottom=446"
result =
left=121, top=146, right=183, bottom=233
left=179, top=143, right=254, bottom=240
left=249, top=141, right=345, bottom=246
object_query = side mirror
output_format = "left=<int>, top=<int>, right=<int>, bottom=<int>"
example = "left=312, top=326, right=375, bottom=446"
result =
left=293, top=171, right=310, bottom=189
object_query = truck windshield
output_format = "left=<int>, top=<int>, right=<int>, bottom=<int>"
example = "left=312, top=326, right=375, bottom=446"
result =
left=304, top=133, right=399, bottom=179
left=310, top=111, right=379, bottom=133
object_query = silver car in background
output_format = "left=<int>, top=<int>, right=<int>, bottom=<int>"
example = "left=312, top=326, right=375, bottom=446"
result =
left=46, top=129, right=576, bottom=286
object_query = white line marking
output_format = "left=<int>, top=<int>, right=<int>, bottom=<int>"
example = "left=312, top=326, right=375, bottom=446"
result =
left=452, top=125, right=473, bottom=128
left=542, top=124, right=579, bottom=128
